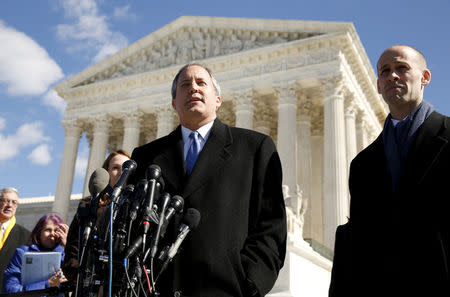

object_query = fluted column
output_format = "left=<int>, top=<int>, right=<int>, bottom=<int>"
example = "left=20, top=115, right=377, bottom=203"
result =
left=234, top=88, right=254, bottom=129
left=356, top=111, right=369, bottom=153
left=83, top=116, right=110, bottom=197
left=156, top=105, right=175, bottom=139
left=322, top=79, right=349, bottom=250
left=345, top=99, right=357, bottom=170
left=53, top=120, right=82, bottom=221
left=296, top=94, right=312, bottom=238
left=274, top=82, right=298, bottom=212
left=122, top=110, right=142, bottom=154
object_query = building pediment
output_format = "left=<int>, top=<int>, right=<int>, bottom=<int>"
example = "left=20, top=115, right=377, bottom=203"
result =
left=57, top=16, right=354, bottom=90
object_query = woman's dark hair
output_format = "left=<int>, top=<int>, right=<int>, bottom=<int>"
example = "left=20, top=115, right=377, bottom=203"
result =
left=30, top=213, right=64, bottom=247
left=102, top=149, right=131, bottom=170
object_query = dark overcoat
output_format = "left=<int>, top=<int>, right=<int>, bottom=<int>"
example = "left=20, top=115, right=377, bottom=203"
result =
left=330, top=111, right=450, bottom=297
left=131, top=119, right=287, bottom=297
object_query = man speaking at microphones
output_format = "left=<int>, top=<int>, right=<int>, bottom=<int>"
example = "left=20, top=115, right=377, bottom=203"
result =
left=131, top=63, right=287, bottom=297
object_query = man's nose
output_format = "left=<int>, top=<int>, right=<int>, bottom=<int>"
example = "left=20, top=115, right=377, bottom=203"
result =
left=388, top=71, right=400, bottom=81
left=188, top=82, right=199, bottom=93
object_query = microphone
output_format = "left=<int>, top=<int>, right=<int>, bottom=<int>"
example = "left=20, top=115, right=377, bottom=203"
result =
left=167, top=208, right=201, bottom=259
left=83, top=168, right=109, bottom=244
left=141, top=165, right=164, bottom=236
left=124, top=235, right=143, bottom=259
left=150, top=192, right=171, bottom=258
left=110, top=159, right=137, bottom=204
left=156, top=208, right=200, bottom=280
left=160, top=195, right=184, bottom=237
left=129, top=179, right=148, bottom=221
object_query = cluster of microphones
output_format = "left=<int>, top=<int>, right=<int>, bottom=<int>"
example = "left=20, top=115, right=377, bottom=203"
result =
left=77, top=160, right=201, bottom=297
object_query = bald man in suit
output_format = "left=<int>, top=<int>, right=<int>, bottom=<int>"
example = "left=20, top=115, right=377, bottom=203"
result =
left=330, top=45, right=450, bottom=297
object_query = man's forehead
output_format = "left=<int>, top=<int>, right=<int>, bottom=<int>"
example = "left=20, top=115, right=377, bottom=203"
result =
left=377, top=46, right=423, bottom=69
left=179, top=65, right=210, bottom=80
left=2, top=192, right=18, bottom=200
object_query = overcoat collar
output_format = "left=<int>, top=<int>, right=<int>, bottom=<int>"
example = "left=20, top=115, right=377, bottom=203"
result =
left=402, top=111, right=449, bottom=187
left=358, top=111, right=448, bottom=195
left=153, top=119, right=233, bottom=199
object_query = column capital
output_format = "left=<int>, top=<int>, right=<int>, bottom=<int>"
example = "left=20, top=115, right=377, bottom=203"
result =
left=121, top=110, right=143, bottom=128
left=273, top=81, right=297, bottom=106
left=61, top=120, right=82, bottom=138
left=356, top=110, right=369, bottom=127
left=298, top=93, right=314, bottom=116
left=233, top=88, right=254, bottom=106
left=344, top=100, right=357, bottom=117
left=321, top=73, right=345, bottom=98
left=92, top=115, right=110, bottom=134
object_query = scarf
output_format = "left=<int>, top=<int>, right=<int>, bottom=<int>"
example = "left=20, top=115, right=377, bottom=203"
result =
left=382, top=100, right=434, bottom=193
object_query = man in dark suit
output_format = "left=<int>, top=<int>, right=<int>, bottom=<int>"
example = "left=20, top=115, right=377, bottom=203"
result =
left=329, top=45, right=450, bottom=297
left=0, top=187, right=30, bottom=292
left=131, top=63, right=287, bottom=297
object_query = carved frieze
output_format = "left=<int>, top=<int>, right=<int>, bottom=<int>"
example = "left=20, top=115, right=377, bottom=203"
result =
left=76, top=27, right=323, bottom=87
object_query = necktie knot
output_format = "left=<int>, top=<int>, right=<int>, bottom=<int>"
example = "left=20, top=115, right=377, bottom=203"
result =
left=186, top=131, right=200, bottom=175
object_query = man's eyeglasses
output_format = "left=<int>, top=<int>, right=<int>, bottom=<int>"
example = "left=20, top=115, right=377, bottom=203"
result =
left=0, top=198, right=18, bottom=206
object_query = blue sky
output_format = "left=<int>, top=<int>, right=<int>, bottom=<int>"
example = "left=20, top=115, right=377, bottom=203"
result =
left=1, top=0, right=449, bottom=198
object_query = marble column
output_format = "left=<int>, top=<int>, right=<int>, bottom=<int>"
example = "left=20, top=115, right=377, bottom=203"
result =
left=234, top=88, right=254, bottom=129
left=344, top=100, right=357, bottom=171
left=274, top=82, right=298, bottom=212
left=156, top=105, right=175, bottom=139
left=310, top=133, right=324, bottom=244
left=296, top=94, right=312, bottom=239
left=322, top=82, right=349, bottom=250
left=356, top=111, right=369, bottom=153
left=122, top=110, right=142, bottom=154
left=53, top=120, right=82, bottom=221
left=83, top=116, right=110, bottom=197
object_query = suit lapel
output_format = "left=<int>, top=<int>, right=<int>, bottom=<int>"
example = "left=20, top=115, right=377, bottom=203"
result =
left=182, top=119, right=232, bottom=199
left=153, top=127, right=185, bottom=192
left=402, top=112, right=449, bottom=187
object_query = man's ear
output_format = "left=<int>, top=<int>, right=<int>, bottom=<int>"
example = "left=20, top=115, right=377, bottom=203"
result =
left=215, top=96, right=222, bottom=109
left=172, top=99, right=176, bottom=110
left=422, top=69, right=431, bottom=87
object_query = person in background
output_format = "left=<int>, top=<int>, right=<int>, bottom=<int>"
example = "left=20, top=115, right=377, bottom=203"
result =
left=2, top=213, right=69, bottom=293
left=329, top=45, right=450, bottom=296
left=0, top=187, right=30, bottom=292
left=62, top=149, right=131, bottom=282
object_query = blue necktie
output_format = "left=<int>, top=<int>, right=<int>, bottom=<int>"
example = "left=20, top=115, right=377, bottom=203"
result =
left=186, top=131, right=200, bottom=175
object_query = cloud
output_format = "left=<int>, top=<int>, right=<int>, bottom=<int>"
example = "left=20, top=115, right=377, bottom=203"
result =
left=74, top=144, right=89, bottom=178
left=0, top=20, right=64, bottom=96
left=0, top=121, right=50, bottom=161
left=42, top=89, right=67, bottom=115
left=56, top=0, right=128, bottom=63
left=28, top=144, right=52, bottom=165
left=113, top=5, right=137, bottom=21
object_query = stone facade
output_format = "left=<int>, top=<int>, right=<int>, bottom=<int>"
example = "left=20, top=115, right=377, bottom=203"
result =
left=17, top=16, right=389, bottom=296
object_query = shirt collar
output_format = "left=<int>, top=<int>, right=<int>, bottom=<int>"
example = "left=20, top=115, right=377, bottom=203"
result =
left=181, top=120, right=214, bottom=144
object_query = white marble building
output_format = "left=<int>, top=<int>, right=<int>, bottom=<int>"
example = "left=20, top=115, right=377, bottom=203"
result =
left=17, top=16, right=388, bottom=296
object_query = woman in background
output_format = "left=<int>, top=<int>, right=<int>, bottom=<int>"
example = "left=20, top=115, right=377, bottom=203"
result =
left=2, top=213, right=69, bottom=292
left=62, top=149, right=131, bottom=282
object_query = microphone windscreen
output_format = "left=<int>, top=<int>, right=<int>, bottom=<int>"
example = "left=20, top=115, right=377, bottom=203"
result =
left=171, top=195, right=184, bottom=212
left=146, top=164, right=162, bottom=180
left=122, top=159, right=137, bottom=171
left=182, top=208, right=201, bottom=229
left=88, top=168, right=110, bottom=197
